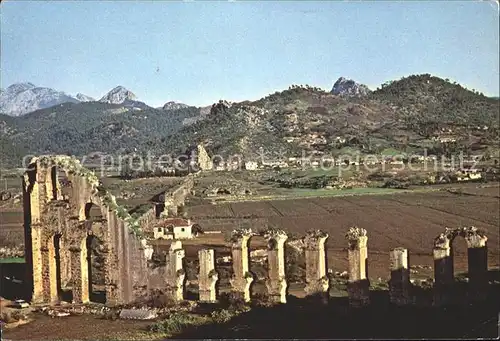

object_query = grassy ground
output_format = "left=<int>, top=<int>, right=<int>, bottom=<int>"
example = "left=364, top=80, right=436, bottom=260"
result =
left=219, top=186, right=441, bottom=203
left=0, top=257, right=25, bottom=264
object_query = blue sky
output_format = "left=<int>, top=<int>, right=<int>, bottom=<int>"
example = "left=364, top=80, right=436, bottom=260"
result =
left=1, top=1, right=498, bottom=107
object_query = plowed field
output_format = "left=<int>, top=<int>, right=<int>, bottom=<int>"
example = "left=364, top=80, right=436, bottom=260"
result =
left=188, top=185, right=500, bottom=278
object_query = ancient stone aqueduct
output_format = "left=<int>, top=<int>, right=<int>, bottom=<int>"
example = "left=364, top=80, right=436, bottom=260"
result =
left=22, top=156, right=490, bottom=307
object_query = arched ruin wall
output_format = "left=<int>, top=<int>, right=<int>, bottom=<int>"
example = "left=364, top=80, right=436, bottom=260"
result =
left=23, top=157, right=150, bottom=305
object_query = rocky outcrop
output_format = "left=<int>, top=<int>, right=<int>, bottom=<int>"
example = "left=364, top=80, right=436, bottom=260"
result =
left=162, top=101, right=189, bottom=111
left=75, top=93, right=95, bottom=102
left=331, top=77, right=371, bottom=97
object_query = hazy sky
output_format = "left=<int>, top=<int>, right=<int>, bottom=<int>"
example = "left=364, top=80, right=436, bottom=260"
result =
left=1, top=1, right=499, bottom=107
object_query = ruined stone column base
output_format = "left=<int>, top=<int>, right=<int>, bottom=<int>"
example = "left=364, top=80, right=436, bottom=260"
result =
left=199, top=290, right=217, bottom=303
left=165, top=273, right=186, bottom=302
left=229, top=276, right=253, bottom=303
left=433, top=283, right=454, bottom=307
left=305, top=277, right=330, bottom=304
left=266, top=279, right=288, bottom=304
left=347, top=280, right=370, bottom=307
left=389, top=281, right=411, bottom=306
left=389, top=291, right=412, bottom=306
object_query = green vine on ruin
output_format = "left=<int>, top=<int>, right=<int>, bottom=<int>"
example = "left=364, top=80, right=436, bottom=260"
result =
left=33, top=155, right=144, bottom=237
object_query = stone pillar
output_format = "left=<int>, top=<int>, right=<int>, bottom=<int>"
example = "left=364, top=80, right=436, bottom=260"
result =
left=165, top=241, right=185, bottom=302
left=55, top=168, right=64, bottom=201
left=198, top=249, right=218, bottom=302
left=464, top=227, right=488, bottom=302
left=30, top=225, right=44, bottom=304
left=70, top=239, right=90, bottom=304
left=41, top=235, right=58, bottom=304
left=58, top=237, right=71, bottom=289
left=433, top=230, right=454, bottom=306
left=389, top=247, right=411, bottom=305
left=229, top=228, right=254, bottom=302
left=44, top=166, right=55, bottom=201
left=77, top=177, right=88, bottom=221
left=345, top=227, right=370, bottom=307
left=45, top=166, right=62, bottom=201
left=104, top=210, right=120, bottom=305
left=30, top=174, right=42, bottom=224
left=304, top=230, right=329, bottom=302
left=263, top=229, right=288, bottom=304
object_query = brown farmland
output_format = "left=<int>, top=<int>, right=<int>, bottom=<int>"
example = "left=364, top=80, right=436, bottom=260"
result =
left=187, top=186, right=500, bottom=279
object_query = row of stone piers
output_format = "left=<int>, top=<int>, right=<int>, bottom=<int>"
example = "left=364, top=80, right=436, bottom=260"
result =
left=162, top=226, right=489, bottom=307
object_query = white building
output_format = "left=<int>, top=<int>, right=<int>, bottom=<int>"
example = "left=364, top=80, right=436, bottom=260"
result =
left=153, top=218, right=202, bottom=240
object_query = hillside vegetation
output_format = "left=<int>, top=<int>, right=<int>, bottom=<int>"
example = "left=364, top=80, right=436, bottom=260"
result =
left=0, top=74, right=498, bottom=167
left=0, top=102, right=200, bottom=166
left=153, top=74, right=499, bottom=158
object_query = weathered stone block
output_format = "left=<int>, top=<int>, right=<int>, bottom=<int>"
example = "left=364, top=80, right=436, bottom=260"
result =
left=230, top=228, right=254, bottom=302
left=198, top=249, right=218, bottom=303
left=119, top=308, right=157, bottom=320
left=165, top=241, right=185, bottom=302
left=304, top=230, right=329, bottom=302
left=264, top=229, right=288, bottom=304
left=389, top=247, right=411, bottom=305
left=345, top=227, right=370, bottom=307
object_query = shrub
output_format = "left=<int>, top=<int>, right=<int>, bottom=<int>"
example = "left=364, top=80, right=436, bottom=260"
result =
left=102, top=310, right=119, bottom=320
left=148, top=312, right=204, bottom=335
left=210, top=309, right=235, bottom=324
left=1, top=311, right=15, bottom=324
left=219, top=292, right=248, bottom=311
left=383, top=179, right=410, bottom=189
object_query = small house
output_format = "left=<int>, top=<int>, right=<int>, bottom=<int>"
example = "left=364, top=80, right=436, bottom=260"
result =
left=153, top=218, right=202, bottom=240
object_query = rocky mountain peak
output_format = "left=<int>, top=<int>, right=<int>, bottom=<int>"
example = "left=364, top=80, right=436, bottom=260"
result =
left=331, top=77, right=371, bottom=97
left=210, top=100, right=232, bottom=116
left=75, top=93, right=95, bottom=102
left=162, top=101, right=189, bottom=111
left=0, top=82, right=79, bottom=116
left=99, top=86, right=137, bottom=104
left=6, top=82, right=36, bottom=95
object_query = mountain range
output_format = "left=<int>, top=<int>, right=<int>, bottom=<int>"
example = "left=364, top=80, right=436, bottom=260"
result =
left=0, top=74, right=498, bottom=167
left=0, top=83, right=190, bottom=116
left=0, top=77, right=370, bottom=117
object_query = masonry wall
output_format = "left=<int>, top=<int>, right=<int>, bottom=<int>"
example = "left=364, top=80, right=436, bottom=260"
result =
left=22, top=158, right=150, bottom=306
left=136, top=207, right=157, bottom=232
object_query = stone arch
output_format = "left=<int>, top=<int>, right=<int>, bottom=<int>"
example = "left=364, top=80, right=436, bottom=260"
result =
left=84, top=202, right=105, bottom=222
left=41, top=233, right=59, bottom=303
left=53, top=234, right=64, bottom=300
left=54, top=234, right=72, bottom=301
left=86, top=234, right=106, bottom=303
left=433, top=227, right=488, bottom=305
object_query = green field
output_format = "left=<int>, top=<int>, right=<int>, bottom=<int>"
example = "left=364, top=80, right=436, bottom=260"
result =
left=0, top=257, right=25, bottom=263
left=219, top=186, right=441, bottom=203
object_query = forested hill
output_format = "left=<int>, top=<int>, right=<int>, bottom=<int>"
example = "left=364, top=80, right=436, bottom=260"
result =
left=0, top=102, right=200, bottom=166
